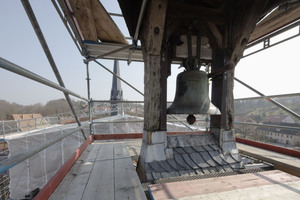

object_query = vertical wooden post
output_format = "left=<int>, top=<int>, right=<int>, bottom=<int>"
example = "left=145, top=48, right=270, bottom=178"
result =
left=137, top=0, right=168, bottom=181
left=160, top=55, right=168, bottom=131
left=211, top=50, right=235, bottom=131
left=210, top=49, right=225, bottom=130
left=140, top=0, right=168, bottom=132
left=210, top=48, right=237, bottom=154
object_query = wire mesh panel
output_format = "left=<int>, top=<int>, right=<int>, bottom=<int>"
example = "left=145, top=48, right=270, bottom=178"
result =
left=5, top=123, right=89, bottom=199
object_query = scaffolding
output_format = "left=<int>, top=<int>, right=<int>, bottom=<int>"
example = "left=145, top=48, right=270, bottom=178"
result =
left=0, top=0, right=300, bottom=199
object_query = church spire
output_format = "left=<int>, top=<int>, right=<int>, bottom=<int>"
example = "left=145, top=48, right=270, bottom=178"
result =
left=110, top=60, right=123, bottom=115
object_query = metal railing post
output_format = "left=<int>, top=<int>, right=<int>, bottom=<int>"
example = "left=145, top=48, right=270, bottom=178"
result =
left=21, top=0, right=86, bottom=139
left=89, top=101, right=93, bottom=135
left=17, top=120, right=20, bottom=132
left=2, top=121, right=5, bottom=139
left=85, top=61, right=93, bottom=136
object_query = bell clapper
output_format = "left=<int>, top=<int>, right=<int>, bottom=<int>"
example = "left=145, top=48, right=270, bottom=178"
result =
left=187, top=114, right=196, bottom=125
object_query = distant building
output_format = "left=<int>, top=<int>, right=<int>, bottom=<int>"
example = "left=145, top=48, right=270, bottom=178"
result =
left=8, top=114, right=48, bottom=132
left=234, top=115, right=257, bottom=137
left=258, top=115, right=300, bottom=146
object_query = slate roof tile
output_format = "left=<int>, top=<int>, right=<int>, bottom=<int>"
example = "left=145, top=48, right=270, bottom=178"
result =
left=181, top=154, right=199, bottom=169
left=189, top=152, right=211, bottom=168
left=182, top=146, right=196, bottom=153
left=199, top=151, right=218, bottom=167
left=174, top=153, right=192, bottom=170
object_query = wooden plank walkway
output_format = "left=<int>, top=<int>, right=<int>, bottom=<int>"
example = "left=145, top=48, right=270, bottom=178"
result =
left=237, top=143, right=300, bottom=177
left=148, top=170, right=300, bottom=199
left=50, top=141, right=146, bottom=200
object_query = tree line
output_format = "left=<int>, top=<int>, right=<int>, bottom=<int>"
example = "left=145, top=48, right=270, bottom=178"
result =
left=0, top=99, right=87, bottom=120
left=1, top=96, right=299, bottom=122
left=234, top=96, right=300, bottom=123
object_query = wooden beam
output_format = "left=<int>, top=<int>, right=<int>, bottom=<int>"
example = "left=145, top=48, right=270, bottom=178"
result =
left=160, top=43, right=169, bottom=131
left=228, top=0, right=270, bottom=66
left=93, top=131, right=207, bottom=140
left=90, top=0, right=128, bottom=44
left=69, top=0, right=98, bottom=41
left=143, top=54, right=162, bottom=130
left=210, top=1, right=273, bottom=131
left=141, top=0, right=168, bottom=56
left=208, top=23, right=223, bottom=48
left=167, top=2, right=226, bottom=25
left=117, top=0, right=142, bottom=37
left=249, top=6, right=300, bottom=42
left=140, top=0, right=168, bottom=131
left=236, top=137, right=300, bottom=158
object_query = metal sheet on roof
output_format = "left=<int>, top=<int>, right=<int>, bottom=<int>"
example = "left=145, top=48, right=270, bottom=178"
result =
left=84, top=42, right=143, bottom=62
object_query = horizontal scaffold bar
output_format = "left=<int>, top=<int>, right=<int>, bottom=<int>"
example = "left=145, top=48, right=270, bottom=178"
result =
left=234, top=121, right=300, bottom=131
left=0, top=124, right=88, bottom=173
left=0, top=57, right=88, bottom=102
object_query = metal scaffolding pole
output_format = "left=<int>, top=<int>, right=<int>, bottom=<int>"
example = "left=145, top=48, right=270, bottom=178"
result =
left=21, top=0, right=86, bottom=139
left=51, top=0, right=83, bottom=55
left=234, top=92, right=300, bottom=101
left=93, top=60, right=193, bottom=131
left=0, top=124, right=88, bottom=173
left=93, top=60, right=144, bottom=96
left=85, top=61, right=93, bottom=135
left=234, top=77, right=300, bottom=120
left=234, top=121, right=300, bottom=131
left=94, top=60, right=193, bottom=131
left=0, top=58, right=88, bottom=102
left=92, top=100, right=144, bottom=103
left=86, top=62, right=91, bottom=100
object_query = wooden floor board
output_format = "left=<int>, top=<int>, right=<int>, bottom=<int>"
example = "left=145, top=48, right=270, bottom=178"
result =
left=49, top=144, right=98, bottom=200
left=148, top=170, right=300, bottom=200
left=237, top=143, right=300, bottom=177
left=82, top=143, right=114, bottom=200
left=50, top=141, right=146, bottom=200
left=114, top=143, right=146, bottom=199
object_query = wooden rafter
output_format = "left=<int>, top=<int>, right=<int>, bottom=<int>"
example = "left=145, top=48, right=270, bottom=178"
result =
left=90, top=0, right=128, bottom=44
left=167, top=2, right=226, bottom=25
left=69, top=0, right=98, bottom=41
left=249, top=6, right=300, bottom=42
left=69, top=0, right=128, bottom=44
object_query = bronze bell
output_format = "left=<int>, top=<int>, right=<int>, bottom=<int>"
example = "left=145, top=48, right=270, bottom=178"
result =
left=167, top=69, right=220, bottom=115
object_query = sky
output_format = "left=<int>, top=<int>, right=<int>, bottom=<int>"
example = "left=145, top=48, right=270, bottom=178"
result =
left=0, top=1, right=299, bottom=106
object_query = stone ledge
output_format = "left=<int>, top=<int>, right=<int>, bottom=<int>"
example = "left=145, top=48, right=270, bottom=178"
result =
left=167, top=134, right=216, bottom=148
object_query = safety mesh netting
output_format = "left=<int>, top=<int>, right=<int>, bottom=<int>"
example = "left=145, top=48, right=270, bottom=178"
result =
left=6, top=114, right=207, bottom=199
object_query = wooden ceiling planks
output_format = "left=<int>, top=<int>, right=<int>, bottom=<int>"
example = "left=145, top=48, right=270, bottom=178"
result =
left=68, top=0, right=128, bottom=44
left=69, top=0, right=98, bottom=41
left=90, top=0, right=128, bottom=44
left=249, top=6, right=300, bottom=42
left=118, top=0, right=300, bottom=47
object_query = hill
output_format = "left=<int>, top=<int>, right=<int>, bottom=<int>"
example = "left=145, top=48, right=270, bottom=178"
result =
left=0, top=99, right=86, bottom=120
